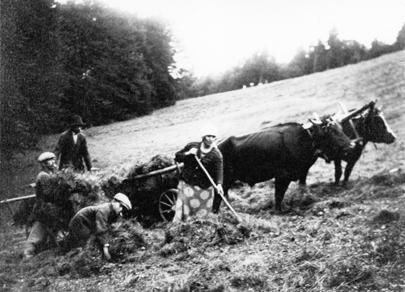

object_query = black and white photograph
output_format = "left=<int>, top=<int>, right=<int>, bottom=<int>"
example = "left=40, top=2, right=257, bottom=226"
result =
left=0, top=0, right=404, bottom=290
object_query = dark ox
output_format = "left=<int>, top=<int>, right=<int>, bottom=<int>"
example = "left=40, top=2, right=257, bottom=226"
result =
left=214, top=116, right=353, bottom=212
left=299, top=103, right=396, bottom=185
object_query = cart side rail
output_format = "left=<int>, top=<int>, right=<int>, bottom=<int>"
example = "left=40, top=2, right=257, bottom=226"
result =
left=128, top=162, right=183, bottom=180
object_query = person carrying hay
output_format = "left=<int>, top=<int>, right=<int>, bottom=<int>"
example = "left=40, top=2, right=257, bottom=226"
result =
left=173, top=124, right=224, bottom=221
left=66, top=193, right=132, bottom=260
left=24, top=152, right=60, bottom=259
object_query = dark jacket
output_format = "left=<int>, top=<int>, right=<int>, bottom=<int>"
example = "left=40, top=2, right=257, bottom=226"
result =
left=55, top=130, right=92, bottom=171
left=175, top=142, right=223, bottom=189
left=69, top=203, right=119, bottom=246
left=29, top=171, right=60, bottom=226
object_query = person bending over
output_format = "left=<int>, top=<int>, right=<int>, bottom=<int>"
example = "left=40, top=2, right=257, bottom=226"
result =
left=67, top=193, right=132, bottom=260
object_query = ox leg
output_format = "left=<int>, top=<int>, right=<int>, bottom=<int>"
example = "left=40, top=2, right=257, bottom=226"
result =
left=342, top=143, right=364, bottom=183
left=334, top=159, right=342, bottom=185
left=275, top=178, right=291, bottom=212
left=298, top=170, right=309, bottom=186
left=343, top=160, right=357, bottom=183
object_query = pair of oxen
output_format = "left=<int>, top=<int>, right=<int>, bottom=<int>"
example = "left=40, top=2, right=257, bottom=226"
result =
left=213, top=101, right=396, bottom=213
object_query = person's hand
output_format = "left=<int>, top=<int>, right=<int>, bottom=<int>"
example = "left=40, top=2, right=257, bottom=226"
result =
left=103, top=245, right=111, bottom=260
left=216, top=184, right=224, bottom=196
left=186, top=148, right=198, bottom=156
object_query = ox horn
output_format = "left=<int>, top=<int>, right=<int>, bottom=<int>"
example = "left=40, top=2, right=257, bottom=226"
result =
left=340, top=101, right=376, bottom=123
left=311, top=112, right=322, bottom=124
left=338, top=102, right=349, bottom=114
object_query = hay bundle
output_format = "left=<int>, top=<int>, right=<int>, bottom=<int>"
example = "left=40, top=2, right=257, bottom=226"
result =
left=13, top=169, right=108, bottom=231
left=346, top=169, right=405, bottom=201
left=158, top=214, right=251, bottom=257
left=12, top=198, right=35, bottom=227
left=126, top=154, right=179, bottom=194
left=128, top=154, right=176, bottom=177
left=109, top=219, right=147, bottom=261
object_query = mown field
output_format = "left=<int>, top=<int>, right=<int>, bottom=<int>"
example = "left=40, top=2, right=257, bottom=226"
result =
left=0, top=50, right=404, bottom=291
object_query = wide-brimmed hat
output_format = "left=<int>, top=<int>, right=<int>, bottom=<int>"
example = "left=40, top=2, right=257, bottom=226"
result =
left=70, top=115, right=86, bottom=127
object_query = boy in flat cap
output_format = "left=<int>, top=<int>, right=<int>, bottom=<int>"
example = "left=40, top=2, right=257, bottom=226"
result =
left=67, top=193, right=132, bottom=260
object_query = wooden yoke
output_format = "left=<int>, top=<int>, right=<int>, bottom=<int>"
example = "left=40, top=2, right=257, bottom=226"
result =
left=339, top=101, right=376, bottom=123
left=338, top=102, right=360, bottom=139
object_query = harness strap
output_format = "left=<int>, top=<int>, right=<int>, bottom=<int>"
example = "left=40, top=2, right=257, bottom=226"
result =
left=306, top=128, right=329, bottom=161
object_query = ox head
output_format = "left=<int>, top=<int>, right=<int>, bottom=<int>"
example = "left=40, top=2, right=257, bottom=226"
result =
left=336, top=101, right=397, bottom=144
left=362, top=105, right=397, bottom=144
left=304, top=113, right=353, bottom=162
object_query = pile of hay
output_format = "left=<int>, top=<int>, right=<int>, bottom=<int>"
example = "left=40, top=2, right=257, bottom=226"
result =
left=157, top=213, right=251, bottom=257
left=56, top=219, right=148, bottom=278
left=346, top=168, right=405, bottom=201
left=13, top=169, right=109, bottom=232
left=127, top=154, right=176, bottom=178
left=109, top=219, right=148, bottom=262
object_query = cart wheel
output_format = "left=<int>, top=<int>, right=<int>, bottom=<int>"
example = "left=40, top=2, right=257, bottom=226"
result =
left=159, top=189, right=178, bottom=222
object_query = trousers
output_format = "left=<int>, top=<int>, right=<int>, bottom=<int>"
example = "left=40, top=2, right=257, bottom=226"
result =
left=24, top=221, right=57, bottom=258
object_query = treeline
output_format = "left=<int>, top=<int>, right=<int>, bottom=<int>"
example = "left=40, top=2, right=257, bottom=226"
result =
left=186, top=26, right=405, bottom=97
left=0, top=0, right=179, bottom=158
left=1, top=0, right=404, bottom=161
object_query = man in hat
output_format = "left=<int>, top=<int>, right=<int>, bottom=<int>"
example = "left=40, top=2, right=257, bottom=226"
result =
left=55, top=115, right=93, bottom=171
left=24, top=152, right=60, bottom=258
left=67, top=193, right=132, bottom=260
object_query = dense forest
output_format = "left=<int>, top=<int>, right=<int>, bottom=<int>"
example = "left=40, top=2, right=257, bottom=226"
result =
left=0, top=0, right=178, bottom=161
left=0, top=0, right=404, bottom=161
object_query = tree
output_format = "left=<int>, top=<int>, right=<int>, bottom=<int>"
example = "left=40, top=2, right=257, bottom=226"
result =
left=393, top=23, right=405, bottom=51
left=175, top=69, right=197, bottom=99
left=327, top=27, right=344, bottom=69
left=57, top=1, right=178, bottom=125
left=366, top=39, right=392, bottom=60
left=309, top=40, right=328, bottom=73
left=287, top=47, right=312, bottom=77
left=1, top=0, right=182, bottom=158
left=1, top=0, right=65, bottom=158
left=142, top=17, right=178, bottom=109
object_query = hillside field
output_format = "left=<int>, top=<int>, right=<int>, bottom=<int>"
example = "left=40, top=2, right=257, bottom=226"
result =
left=0, top=50, right=404, bottom=291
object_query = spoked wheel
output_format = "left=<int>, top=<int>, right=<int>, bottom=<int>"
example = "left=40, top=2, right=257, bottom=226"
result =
left=159, top=189, right=178, bottom=222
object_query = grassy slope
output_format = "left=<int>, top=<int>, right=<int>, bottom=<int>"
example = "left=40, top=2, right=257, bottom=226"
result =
left=2, top=50, right=404, bottom=199
left=1, top=51, right=405, bottom=291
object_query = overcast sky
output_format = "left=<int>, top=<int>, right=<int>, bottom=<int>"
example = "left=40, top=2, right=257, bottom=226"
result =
left=100, top=0, right=405, bottom=76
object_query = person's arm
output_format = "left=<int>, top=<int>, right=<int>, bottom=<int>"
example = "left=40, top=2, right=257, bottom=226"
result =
left=213, top=150, right=224, bottom=195
left=102, top=244, right=111, bottom=260
left=54, top=136, right=62, bottom=170
left=95, top=209, right=111, bottom=259
left=175, top=143, right=198, bottom=163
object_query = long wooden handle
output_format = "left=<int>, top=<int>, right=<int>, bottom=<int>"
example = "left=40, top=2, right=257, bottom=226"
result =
left=194, top=156, right=244, bottom=223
